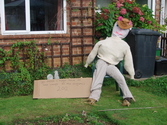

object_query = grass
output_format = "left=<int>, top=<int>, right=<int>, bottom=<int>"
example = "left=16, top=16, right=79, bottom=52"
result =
left=0, top=77, right=167, bottom=125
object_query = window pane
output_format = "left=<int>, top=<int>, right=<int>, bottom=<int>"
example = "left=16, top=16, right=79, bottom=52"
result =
left=5, top=0, right=26, bottom=30
left=30, top=0, right=63, bottom=31
left=96, top=0, right=111, bottom=8
left=135, top=0, right=147, bottom=5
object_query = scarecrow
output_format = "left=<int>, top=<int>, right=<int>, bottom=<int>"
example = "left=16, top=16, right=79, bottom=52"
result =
left=84, top=18, right=136, bottom=106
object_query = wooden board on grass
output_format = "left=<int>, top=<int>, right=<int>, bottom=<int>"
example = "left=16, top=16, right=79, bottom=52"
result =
left=33, top=78, right=92, bottom=99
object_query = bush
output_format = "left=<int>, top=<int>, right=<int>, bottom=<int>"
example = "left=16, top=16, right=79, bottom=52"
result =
left=126, top=76, right=167, bottom=96
left=58, top=63, right=92, bottom=78
left=0, top=41, right=51, bottom=96
left=95, top=1, right=167, bottom=39
left=0, top=62, right=92, bottom=96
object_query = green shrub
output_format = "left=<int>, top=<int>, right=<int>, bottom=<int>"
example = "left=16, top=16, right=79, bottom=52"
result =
left=126, top=76, right=167, bottom=96
left=0, top=41, right=50, bottom=96
left=0, top=42, right=92, bottom=96
left=0, top=66, right=50, bottom=96
left=58, top=63, right=92, bottom=78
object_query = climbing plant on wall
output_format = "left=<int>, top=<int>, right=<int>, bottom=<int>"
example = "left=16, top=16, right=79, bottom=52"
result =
left=0, top=41, right=50, bottom=96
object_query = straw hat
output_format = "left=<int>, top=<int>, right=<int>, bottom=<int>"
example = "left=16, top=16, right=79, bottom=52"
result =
left=117, top=18, right=132, bottom=29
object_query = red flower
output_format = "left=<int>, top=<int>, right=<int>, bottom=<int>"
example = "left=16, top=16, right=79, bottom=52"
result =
left=120, top=8, right=127, bottom=15
left=138, top=10, right=144, bottom=15
left=116, top=1, right=123, bottom=8
left=98, top=23, right=103, bottom=26
left=102, top=8, right=110, bottom=14
left=129, top=21, right=133, bottom=26
left=100, top=13, right=105, bottom=17
left=118, top=16, right=123, bottom=21
left=100, top=13, right=108, bottom=20
left=103, top=15, right=109, bottom=20
left=147, top=21, right=152, bottom=24
left=132, top=7, right=140, bottom=13
left=140, top=17, right=145, bottom=22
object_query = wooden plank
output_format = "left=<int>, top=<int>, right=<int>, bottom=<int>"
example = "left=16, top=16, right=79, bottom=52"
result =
left=33, top=78, right=92, bottom=99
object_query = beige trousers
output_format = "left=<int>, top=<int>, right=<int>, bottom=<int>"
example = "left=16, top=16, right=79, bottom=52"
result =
left=89, top=59, right=133, bottom=101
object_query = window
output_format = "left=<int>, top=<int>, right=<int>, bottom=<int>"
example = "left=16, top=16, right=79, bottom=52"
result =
left=136, top=0, right=155, bottom=17
left=96, top=0, right=111, bottom=8
left=95, top=0, right=111, bottom=13
left=135, top=0, right=147, bottom=5
left=0, top=0, right=66, bottom=35
left=96, top=0, right=155, bottom=14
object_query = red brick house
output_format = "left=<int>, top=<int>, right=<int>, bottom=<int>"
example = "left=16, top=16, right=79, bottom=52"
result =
left=0, top=0, right=166, bottom=69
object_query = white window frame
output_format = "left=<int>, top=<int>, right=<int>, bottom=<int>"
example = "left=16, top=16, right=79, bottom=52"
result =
left=148, top=0, right=155, bottom=16
left=0, top=0, right=67, bottom=35
left=160, top=0, right=166, bottom=25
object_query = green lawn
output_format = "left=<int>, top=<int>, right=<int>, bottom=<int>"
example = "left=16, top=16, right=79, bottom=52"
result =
left=0, top=79, right=167, bottom=125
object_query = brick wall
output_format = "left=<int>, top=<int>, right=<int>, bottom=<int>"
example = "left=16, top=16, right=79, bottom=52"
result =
left=0, top=0, right=95, bottom=68
left=155, top=0, right=161, bottom=23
